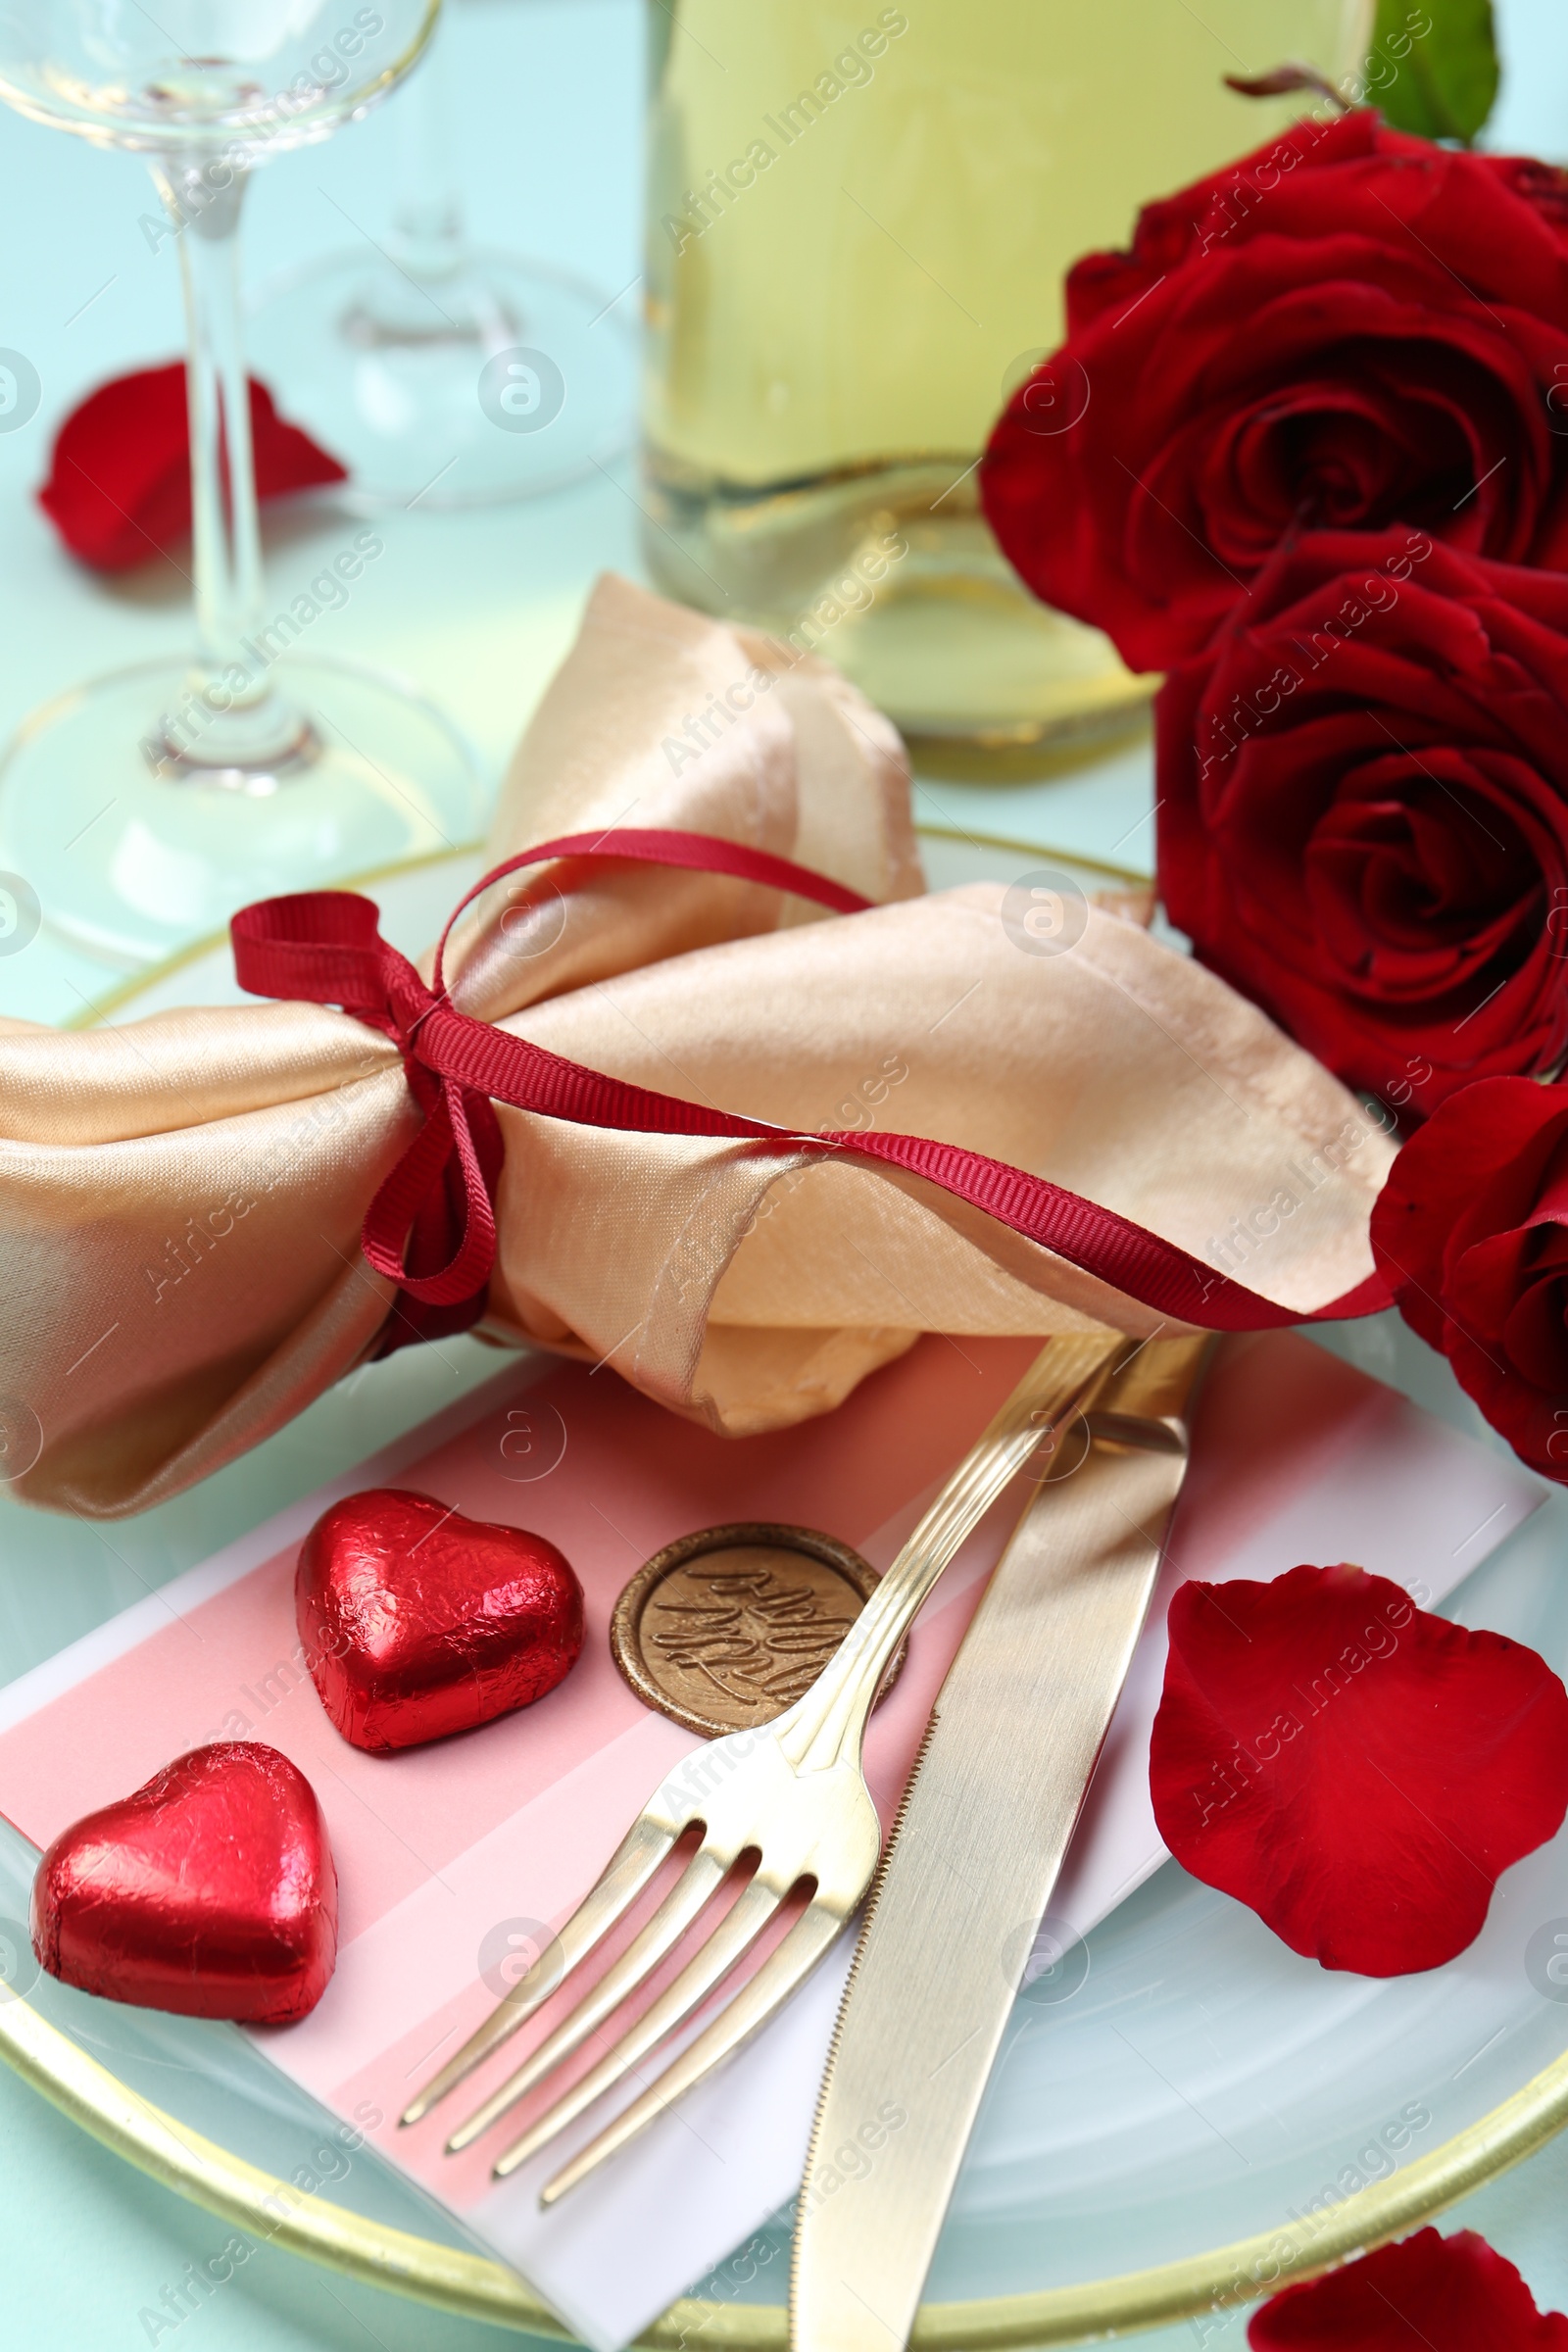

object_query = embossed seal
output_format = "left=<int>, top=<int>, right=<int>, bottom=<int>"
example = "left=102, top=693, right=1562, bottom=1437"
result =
left=610, top=1523, right=904, bottom=1737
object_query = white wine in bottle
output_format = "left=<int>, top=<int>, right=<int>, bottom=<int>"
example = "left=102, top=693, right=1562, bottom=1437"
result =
left=644, top=0, right=1372, bottom=767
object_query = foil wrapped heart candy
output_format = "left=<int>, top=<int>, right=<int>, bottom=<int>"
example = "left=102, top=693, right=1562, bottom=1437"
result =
left=26, top=1498, right=580, bottom=2017
left=296, top=1490, right=584, bottom=1753
left=31, top=1742, right=337, bottom=2023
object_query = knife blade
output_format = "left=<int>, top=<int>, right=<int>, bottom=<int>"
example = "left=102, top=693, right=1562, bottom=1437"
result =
left=790, top=1333, right=1213, bottom=2352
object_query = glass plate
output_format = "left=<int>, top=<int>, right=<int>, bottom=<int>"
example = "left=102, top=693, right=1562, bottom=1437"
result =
left=6, top=843, right=1566, bottom=2350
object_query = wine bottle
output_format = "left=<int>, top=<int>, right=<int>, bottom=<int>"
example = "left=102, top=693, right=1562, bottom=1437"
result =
left=643, top=0, right=1372, bottom=769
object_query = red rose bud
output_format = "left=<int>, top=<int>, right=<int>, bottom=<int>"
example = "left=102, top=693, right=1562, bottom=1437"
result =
left=37, top=361, right=346, bottom=572
left=296, top=1489, right=584, bottom=1753
left=1154, top=528, right=1568, bottom=1120
left=1150, top=1564, right=1568, bottom=1976
left=31, top=1743, right=337, bottom=2024
left=1249, top=2228, right=1568, bottom=2349
left=980, top=111, right=1568, bottom=673
left=1373, top=1076, right=1568, bottom=1481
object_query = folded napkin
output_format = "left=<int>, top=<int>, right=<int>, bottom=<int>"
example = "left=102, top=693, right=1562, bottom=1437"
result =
left=0, top=577, right=1393, bottom=1519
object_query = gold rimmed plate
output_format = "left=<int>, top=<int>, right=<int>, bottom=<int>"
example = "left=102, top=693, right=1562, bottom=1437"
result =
left=7, top=846, right=1568, bottom=2345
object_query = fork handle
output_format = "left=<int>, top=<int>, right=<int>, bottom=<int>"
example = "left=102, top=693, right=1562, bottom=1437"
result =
left=774, top=1334, right=1124, bottom=1777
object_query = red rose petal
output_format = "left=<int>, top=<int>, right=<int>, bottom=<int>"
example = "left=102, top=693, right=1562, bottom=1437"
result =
left=1150, top=1563, right=1568, bottom=1975
left=31, top=1742, right=337, bottom=2024
left=1249, top=2229, right=1568, bottom=2350
left=37, top=362, right=346, bottom=572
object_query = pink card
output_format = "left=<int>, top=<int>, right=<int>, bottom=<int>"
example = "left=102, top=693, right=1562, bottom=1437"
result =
left=0, top=1332, right=1543, bottom=2349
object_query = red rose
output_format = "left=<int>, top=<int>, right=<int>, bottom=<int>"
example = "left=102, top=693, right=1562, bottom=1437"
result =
left=980, top=111, right=1568, bottom=672
left=1156, top=527, right=1568, bottom=1119
left=1372, top=1076, right=1568, bottom=1481
left=37, top=362, right=345, bottom=572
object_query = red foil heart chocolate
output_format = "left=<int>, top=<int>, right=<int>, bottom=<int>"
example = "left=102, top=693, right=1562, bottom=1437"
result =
left=297, top=1489, right=584, bottom=1753
left=31, top=1743, right=337, bottom=2024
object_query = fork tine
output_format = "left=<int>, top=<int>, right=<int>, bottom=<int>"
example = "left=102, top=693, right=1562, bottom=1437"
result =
left=443, top=1838, right=735, bottom=2152
left=529, top=1899, right=849, bottom=2200
left=488, top=1872, right=788, bottom=2177
left=400, top=1814, right=676, bottom=2129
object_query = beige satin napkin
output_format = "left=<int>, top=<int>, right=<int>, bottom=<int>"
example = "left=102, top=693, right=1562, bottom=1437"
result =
left=0, top=576, right=1394, bottom=1518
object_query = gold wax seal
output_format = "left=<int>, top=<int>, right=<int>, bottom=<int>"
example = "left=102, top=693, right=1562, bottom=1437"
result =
left=610, top=1523, right=905, bottom=1738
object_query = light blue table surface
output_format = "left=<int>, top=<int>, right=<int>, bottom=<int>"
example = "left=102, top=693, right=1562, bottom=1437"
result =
left=2, top=2, right=1568, bottom=2344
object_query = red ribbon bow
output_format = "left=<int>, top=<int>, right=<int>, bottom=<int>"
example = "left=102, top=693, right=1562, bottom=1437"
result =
left=232, top=828, right=1389, bottom=1349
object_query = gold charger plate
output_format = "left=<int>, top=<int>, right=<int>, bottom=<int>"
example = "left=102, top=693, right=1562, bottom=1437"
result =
left=3, top=1984, right=1566, bottom=2347
left=11, top=832, right=1568, bottom=2344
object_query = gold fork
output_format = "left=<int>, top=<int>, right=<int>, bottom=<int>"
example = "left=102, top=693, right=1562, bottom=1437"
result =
left=400, top=1331, right=1124, bottom=2201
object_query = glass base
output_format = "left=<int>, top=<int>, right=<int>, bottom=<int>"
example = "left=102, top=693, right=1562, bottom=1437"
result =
left=0, top=654, right=486, bottom=968
left=246, top=247, right=635, bottom=510
left=640, top=450, right=1154, bottom=771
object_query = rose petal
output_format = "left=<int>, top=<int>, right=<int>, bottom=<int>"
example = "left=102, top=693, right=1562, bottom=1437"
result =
left=36, top=361, right=346, bottom=572
left=1149, top=1563, right=1568, bottom=1975
left=1249, top=2229, right=1568, bottom=2350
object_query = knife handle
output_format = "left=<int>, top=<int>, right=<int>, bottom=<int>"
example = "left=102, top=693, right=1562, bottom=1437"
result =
left=1078, top=1330, right=1213, bottom=1456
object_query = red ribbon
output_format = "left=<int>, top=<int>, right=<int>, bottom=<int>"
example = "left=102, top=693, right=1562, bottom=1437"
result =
left=231, top=828, right=1390, bottom=1349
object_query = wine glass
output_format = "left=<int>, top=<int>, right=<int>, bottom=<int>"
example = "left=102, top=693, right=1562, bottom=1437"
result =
left=0, top=1, right=485, bottom=968
left=246, top=4, right=635, bottom=510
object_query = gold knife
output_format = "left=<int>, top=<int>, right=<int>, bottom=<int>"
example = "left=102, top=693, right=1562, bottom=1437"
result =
left=790, top=1334, right=1213, bottom=2352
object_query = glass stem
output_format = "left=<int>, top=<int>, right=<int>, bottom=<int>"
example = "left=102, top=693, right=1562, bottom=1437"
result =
left=154, top=155, right=266, bottom=695
left=143, top=153, right=315, bottom=783
left=388, top=12, right=464, bottom=284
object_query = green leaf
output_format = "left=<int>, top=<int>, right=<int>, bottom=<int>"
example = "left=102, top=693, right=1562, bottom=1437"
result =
left=1367, top=0, right=1500, bottom=146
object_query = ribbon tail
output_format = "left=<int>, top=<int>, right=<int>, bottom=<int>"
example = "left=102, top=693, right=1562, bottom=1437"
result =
left=363, top=1079, right=502, bottom=1316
